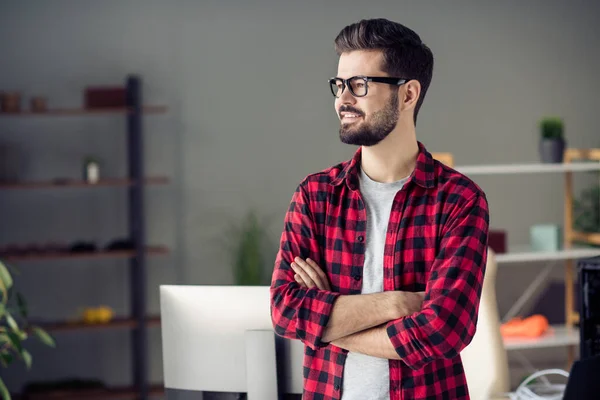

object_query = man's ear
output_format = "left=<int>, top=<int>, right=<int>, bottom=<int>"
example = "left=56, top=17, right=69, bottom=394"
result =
left=401, top=80, right=421, bottom=112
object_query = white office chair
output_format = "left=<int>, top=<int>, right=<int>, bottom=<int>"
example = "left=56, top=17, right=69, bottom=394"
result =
left=461, top=247, right=510, bottom=400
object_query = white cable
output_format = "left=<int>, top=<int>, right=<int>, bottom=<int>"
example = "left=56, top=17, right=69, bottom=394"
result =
left=504, top=369, right=569, bottom=400
left=512, top=350, right=552, bottom=386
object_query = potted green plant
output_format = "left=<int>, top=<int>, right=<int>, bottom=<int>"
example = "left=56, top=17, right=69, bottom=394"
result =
left=222, top=210, right=274, bottom=286
left=539, top=117, right=565, bottom=163
left=0, top=260, right=56, bottom=399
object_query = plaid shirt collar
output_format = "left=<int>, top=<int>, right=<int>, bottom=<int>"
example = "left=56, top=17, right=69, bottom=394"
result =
left=330, top=141, right=436, bottom=190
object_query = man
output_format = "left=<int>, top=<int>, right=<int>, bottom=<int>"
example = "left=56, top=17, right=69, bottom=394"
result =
left=270, top=18, right=489, bottom=400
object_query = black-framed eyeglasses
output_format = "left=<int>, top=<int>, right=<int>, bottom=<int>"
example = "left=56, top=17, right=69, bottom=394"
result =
left=328, top=75, right=408, bottom=98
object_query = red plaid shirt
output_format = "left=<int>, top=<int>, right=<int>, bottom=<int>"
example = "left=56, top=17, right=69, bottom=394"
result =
left=270, top=141, right=489, bottom=400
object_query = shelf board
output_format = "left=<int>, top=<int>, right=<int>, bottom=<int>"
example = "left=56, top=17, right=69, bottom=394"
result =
left=565, top=148, right=600, bottom=161
left=455, top=161, right=600, bottom=175
left=503, top=324, right=579, bottom=351
left=495, top=245, right=600, bottom=264
left=0, top=105, right=167, bottom=117
left=14, top=384, right=164, bottom=399
left=0, top=246, right=169, bottom=262
left=572, top=231, right=600, bottom=246
left=0, top=177, right=169, bottom=189
left=34, top=315, right=161, bottom=333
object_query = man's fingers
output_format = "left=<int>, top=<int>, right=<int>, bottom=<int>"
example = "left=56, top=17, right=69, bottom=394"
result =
left=294, top=258, right=327, bottom=290
left=294, top=274, right=308, bottom=288
left=306, top=258, right=331, bottom=290
left=291, top=262, right=316, bottom=288
left=306, top=258, right=329, bottom=286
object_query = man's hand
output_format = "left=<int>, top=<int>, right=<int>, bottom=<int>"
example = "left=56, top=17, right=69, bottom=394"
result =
left=397, top=291, right=426, bottom=317
left=291, top=257, right=425, bottom=317
left=291, top=256, right=428, bottom=344
left=291, top=257, right=331, bottom=291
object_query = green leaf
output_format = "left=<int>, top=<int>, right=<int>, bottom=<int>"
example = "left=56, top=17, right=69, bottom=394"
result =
left=0, top=261, right=12, bottom=291
left=32, top=326, right=55, bottom=348
left=21, top=349, right=32, bottom=369
left=15, top=293, right=27, bottom=319
left=0, top=263, right=11, bottom=305
left=0, top=333, right=10, bottom=347
left=5, top=314, right=18, bottom=332
left=0, top=377, right=10, bottom=400
left=539, top=117, right=563, bottom=139
left=6, top=332, right=23, bottom=354
left=0, top=351, right=13, bottom=368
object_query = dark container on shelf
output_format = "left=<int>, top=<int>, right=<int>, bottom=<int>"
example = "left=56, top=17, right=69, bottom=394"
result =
left=84, top=86, right=126, bottom=109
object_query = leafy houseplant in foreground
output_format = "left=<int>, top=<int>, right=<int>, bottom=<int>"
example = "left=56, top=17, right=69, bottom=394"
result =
left=0, top=260, right=56, bottom=400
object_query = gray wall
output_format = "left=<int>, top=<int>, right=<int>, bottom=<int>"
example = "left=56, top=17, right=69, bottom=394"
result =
left=1, top=0, right=599, bottom=395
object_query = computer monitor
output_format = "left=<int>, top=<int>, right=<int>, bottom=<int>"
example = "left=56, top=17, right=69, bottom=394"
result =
left=578, top=256, right=600, bottom=359
left=159, top=285, right=304, bottom=398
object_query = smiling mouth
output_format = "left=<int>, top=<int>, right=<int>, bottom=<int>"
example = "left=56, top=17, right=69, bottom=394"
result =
left=340, top=112, right=363, bottom=122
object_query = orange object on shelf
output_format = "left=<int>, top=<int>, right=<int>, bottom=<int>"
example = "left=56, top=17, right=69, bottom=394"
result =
left=500, top=314, right=549, bottom=337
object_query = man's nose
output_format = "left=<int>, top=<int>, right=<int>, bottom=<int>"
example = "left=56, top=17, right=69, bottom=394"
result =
left=338, top=84, right=356, bottom=104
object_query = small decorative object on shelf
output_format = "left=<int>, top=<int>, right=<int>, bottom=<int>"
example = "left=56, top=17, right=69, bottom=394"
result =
left=105, top=238, right=134, bottom=251
left=30, top=96, right=48, bottom=112
left=0, top=91, right=22, bottom=113
left=84, top=86, right=126, bottom=109
left=488, top=229, right=507, bottom=253
left=83, top=156, right=100, bottom=184
left=530, top=224, right=562, bottom=251
left=81, top=306, right=115, bottom=324
left=500, top=314, right=549, bottom=338
left=69, top=241, right=97, bottom=253
left=539, top=116, right=565, bottom=163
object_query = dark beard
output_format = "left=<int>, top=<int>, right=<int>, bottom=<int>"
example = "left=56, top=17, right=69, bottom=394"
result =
left=339, top=91, right=399, bottom=146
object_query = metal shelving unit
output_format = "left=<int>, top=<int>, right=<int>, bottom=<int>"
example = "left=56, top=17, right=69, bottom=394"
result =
left=0, top=75, right=168, bottom=399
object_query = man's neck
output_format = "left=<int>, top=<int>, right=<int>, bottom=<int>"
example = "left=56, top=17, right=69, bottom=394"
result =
left=360, top=128, right=418, bottom=183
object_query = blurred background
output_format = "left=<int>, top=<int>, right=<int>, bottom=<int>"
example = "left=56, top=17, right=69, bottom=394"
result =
left=1, top=0, right=599, bottom=399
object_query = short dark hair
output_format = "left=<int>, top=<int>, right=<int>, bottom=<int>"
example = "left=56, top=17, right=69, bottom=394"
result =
left=334, top=18, right=434, bottom=125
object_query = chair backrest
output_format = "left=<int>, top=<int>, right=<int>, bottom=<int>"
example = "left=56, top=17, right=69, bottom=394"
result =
left=461, top=247, right=510, bottom=400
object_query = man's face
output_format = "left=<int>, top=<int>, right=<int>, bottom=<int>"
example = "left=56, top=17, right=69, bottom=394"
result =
left=334, top=50, right=400, bottom=147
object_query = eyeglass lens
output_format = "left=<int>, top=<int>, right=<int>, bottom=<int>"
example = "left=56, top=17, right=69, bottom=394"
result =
left=330, top=77, right=368, bottom=98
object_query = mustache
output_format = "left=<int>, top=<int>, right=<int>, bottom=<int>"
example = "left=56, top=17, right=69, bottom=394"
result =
left=338, top=105, right=364, bottom=117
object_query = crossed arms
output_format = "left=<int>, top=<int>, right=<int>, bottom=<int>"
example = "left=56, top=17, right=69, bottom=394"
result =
left=270, top=182, right=489, bottom=369
left=291, top=256, right=425, bottom=359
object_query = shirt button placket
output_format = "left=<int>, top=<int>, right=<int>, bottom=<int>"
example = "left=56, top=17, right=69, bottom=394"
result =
left=355, top=235, right=365, bottom=285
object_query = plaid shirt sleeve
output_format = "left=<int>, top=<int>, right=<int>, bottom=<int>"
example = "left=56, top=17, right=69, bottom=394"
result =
left=270, top=181, right=340, bottom=350
left=386, top=193, right=489, bottom=370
